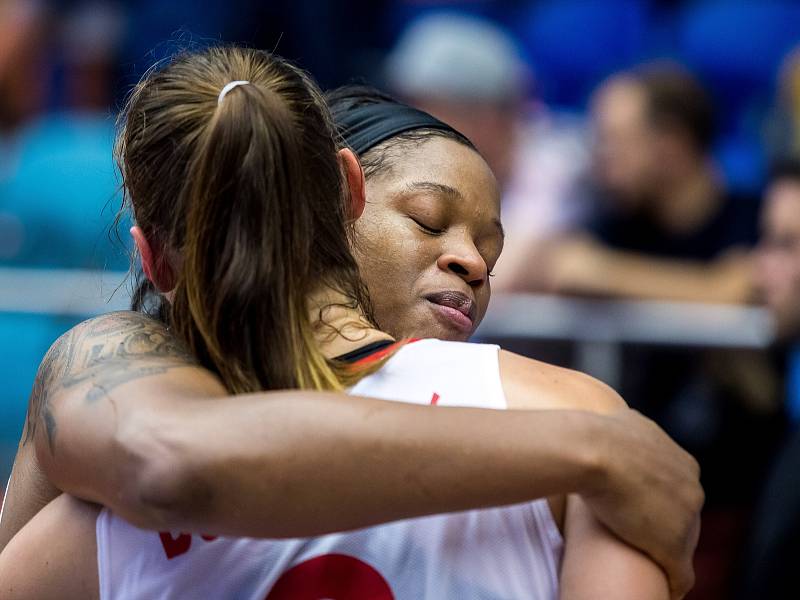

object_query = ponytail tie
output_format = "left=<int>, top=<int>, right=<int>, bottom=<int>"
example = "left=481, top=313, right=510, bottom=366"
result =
left=218, top=80, right=250, bottom=105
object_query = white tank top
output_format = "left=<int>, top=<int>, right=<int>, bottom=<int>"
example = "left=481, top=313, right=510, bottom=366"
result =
left=96, top=339, right=564, bottom=599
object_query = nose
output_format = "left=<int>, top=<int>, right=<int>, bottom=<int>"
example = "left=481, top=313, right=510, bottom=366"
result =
left=437, top=239, right=488, bottom=288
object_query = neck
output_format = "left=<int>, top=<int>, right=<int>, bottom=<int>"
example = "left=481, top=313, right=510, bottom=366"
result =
left=307, top=287, right=394, bottom=359
left=652, top=158, right=721, bottom=233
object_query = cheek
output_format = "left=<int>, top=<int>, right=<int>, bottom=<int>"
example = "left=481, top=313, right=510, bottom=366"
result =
left=474, top=281, right=492, bottom=322
left=353, top=221, right=422, bottom=313
left=758, top=258, right=795, bottom=305
left=356, top=216, right=436, bottom=279
left=355, top=213, right=413, bottom=256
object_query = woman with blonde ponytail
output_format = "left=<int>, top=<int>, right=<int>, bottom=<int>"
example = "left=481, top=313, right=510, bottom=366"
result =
left=120, top=47, right=373, bottom=393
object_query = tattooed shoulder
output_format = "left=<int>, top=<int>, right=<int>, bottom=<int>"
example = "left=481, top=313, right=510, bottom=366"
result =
left=23, top=311, right=198, bottom=451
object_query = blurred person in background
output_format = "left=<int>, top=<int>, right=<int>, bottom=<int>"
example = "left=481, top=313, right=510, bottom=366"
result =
left=0, top=0, right=128, bottom=477
left=0, top=0, right=49, bottom=142
left=757, top=161, right=800, bottom=366
left=736, top=160, right=800, bottom=599
left=1, top=0, right=128, bottom=270
left=497, top=62, right=778, bottom=600
left=385, top=13, right=591, bottom=250
left=0, top=0, right=53, bottom=504
left=503, top=63, right=759, bottom=303
left=59, top=1, right=124, bottom=112
left=765, top=46, right=800, bottom=162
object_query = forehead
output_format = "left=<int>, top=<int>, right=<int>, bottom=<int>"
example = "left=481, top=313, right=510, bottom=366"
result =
left=765, top=180, right=800, bottom=233
left=593, top=79, right=647, bottom=125
left=372, top=136, right=501, bottom=215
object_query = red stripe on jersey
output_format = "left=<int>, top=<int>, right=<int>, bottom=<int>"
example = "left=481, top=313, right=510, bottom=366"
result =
left=352, top=338, right=421, bottom=366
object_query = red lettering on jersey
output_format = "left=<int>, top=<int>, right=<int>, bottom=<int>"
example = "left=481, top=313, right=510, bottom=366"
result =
left=430, top=392, right=440, bottom=406
left=265, top=553, right=394, bottom=599
left=159, top=532, right=192, bottom=560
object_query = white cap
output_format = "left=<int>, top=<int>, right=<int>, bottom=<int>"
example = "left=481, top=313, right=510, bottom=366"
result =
left=386, top=13, right=528, bottom=103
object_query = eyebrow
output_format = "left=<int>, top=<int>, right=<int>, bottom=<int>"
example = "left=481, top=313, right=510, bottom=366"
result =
left=404, top=181, right=505, bottom=238
left=404, top=181, right=463, bottom=201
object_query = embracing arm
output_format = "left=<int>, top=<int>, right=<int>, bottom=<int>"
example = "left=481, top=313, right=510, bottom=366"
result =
left=0, top=495, right=99, bottom=600
left=0, top=312, right=700, bottom=598
left=500, top=351, right=701, bottom=599
left=560, top=495, right=669, bottom=600
left=521, top=370, right=669, bottom=597
left=1, top=312, right=604, bottom=541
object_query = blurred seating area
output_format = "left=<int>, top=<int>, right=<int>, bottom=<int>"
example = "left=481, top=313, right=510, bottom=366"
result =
left=2, top=1, right=800, bottom=598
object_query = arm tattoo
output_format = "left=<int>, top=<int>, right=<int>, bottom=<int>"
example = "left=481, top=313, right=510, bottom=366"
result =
left=23, top=311, right=198, bottom=453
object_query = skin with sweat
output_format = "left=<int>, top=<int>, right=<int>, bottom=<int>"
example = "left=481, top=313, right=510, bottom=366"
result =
left=353, top=136, right=504, bottom=342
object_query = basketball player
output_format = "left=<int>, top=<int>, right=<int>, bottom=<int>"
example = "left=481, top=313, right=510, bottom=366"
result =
left=0, top=48, right=699, bottom=597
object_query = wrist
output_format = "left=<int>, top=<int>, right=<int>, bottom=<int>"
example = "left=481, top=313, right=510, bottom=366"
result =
left=561, top=410, right=610, bottom=497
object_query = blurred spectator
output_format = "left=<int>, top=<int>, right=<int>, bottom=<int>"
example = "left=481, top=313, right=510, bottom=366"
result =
left=756, top=161, right=800, bottom=422
left=385, top=12, right=591, bottom=245
left=0, top=0, right=128, bottom=270
left=502, top=63, right=760, bottom=303
left=765, top=46, right=800, bottom=163
left=0, top=0, right=50, bottom=137
left=59, top=1, right=124, bottom=111
left=490, top=62, right=779, bottom=600
left=0, top=0, right=129, bottom=463
left=736, top=160, right=800, bottom=599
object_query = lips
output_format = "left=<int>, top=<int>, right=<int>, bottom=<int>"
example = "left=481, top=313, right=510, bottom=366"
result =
left=424, top=290, right=477, bottom=332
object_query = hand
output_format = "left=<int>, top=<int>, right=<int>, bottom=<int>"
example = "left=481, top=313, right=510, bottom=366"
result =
left=536, top=235, right=608, bottom=294
left=580, top=409, right=703, bottom=600
left=711, top=248, right=755, bottom=303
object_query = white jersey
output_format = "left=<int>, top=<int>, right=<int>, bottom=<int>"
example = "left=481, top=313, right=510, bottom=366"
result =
left=97, top=339, right=563, bottom=599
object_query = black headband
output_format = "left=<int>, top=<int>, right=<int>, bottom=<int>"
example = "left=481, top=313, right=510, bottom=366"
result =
left=333, top=102, right=466, bottom=155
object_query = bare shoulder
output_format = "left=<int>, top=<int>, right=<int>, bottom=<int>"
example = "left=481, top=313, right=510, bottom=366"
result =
left=498, top=350, right=625, bottom=414
left=45, top=310, right=195, bottom=376
left=23, top=310, right=205, bottom=452
left=0, top=495, right=100, bottom=600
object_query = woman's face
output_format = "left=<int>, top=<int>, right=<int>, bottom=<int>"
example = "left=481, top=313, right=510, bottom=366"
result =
left=353, top=136, right=503, bottom=341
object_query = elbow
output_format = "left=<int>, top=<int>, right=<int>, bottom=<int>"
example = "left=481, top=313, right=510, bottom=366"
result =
left=113, top=414, right=213, bottom=532
left=129, top=454, right=214, bottom=532
left=570, top=370, right=628, bottom=415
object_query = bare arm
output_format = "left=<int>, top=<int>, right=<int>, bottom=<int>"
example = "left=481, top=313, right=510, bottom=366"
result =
left=0, top=495, right=99, bottom=600
left=560, top=495, right=669, bottom=600
left=1, top=311, right=603, bottom=539
left=500, top=350, right=702, bottom=599
left=0, top=312, right=700, bottom=598
left=0, top=312, right=210, bottom=551
left=505, top=235, right=753, bottom=303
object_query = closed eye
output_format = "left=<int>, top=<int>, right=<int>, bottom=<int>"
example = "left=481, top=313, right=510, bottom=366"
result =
left=409, top=216, right=443, bottom=235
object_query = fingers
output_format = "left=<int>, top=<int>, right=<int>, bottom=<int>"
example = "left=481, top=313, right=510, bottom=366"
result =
left=665, top=510, right=701, bottom=600
left=667, top=559, right=695, bottom=600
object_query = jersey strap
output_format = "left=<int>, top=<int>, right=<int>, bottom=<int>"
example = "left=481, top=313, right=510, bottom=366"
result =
left=336, top=339, right=421, bottom=365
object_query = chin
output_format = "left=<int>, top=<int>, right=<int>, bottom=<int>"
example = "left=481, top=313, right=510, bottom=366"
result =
left=400, top=318, right=457, bottom=342
left=434, top=323, right=473, bottom=342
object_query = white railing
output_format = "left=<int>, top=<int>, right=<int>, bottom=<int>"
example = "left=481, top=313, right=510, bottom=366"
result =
left=0, top=267, right=131, bottom=316
left=0, top=270, right=775, bottom=388
left=477, top=293, right=774, bottom=387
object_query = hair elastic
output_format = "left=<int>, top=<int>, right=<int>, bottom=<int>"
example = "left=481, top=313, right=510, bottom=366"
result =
left=218, top=80, right=250, bottom=105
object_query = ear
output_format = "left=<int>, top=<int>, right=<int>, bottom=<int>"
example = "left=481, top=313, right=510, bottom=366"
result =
left=339, top=148, right=366, bottom=221
left=130, top=226, right=176, bottom=293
